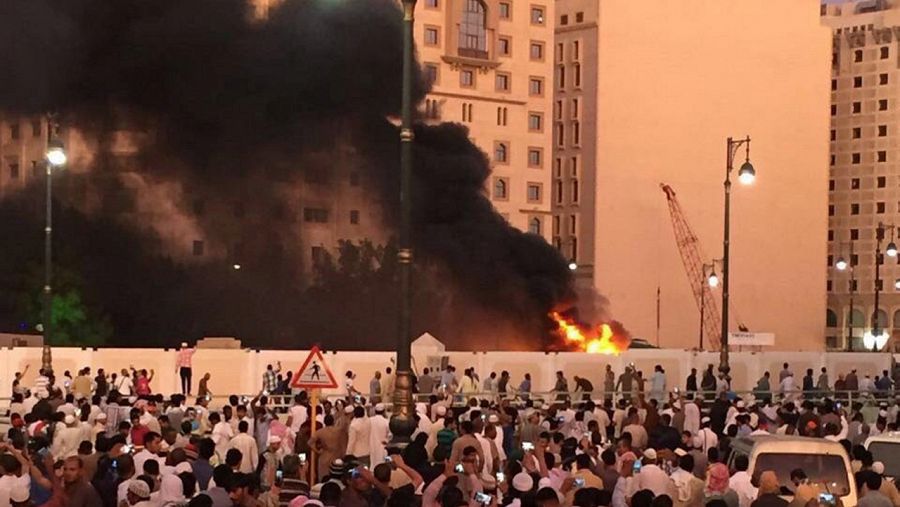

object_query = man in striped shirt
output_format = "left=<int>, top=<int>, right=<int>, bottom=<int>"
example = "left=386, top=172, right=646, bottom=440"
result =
left=176, top=342, right=196, bottom=396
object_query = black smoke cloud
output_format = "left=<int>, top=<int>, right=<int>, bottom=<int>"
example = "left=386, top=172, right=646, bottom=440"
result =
left=0, top=0, right=575, bottom=349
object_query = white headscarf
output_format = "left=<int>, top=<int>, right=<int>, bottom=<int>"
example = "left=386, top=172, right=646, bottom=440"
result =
left=156, top=474, right=185, bottom=506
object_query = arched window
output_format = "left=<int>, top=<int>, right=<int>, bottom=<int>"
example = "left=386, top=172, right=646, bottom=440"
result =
left=528, top=217, right=542, bottom=235
left=874, top=309, right=889, bottom=328
left=893, top=310, right=900, bottom=328
left=494, top=143, right=507, bottom=163
left=826, top=309, right=838, bottom=327
left=459, top=0, right=487, bottom=58
left=850, top=308, right=865, bottom=327
left=493, top=178, right=507, bottom=199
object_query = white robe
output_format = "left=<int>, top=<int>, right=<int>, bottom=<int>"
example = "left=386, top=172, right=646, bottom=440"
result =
left=368, top=414, right=391, bottom=465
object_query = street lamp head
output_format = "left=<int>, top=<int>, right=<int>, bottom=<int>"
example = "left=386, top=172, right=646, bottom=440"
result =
left=567, top=262, right=577, bottom=271
left=888, top=242, right=898, bottom=258
left=737, top=161, right=755, bottom=185
left=46, top=138, right=67, bottom=167
left=894, top=278, right=900, bottom=290
left=707, top=271, right=719, bottom=288
left=835, top=257, right=848, bottom=271
left=232, top=263, right=242, bottom=271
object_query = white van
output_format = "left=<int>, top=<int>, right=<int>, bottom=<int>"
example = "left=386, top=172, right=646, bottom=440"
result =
left=728, top=435, right=857, bottom=507
left=865, top=433, right=900, bottom=479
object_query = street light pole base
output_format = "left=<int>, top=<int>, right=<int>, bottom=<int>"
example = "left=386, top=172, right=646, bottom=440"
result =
left=389, top=370, right=416, bottom=447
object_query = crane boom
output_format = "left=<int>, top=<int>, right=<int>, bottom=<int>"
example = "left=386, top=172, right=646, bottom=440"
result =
left=660, top=183, right=721, bottom=350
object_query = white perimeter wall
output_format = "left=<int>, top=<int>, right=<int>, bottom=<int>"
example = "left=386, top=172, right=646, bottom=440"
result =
left=0, top=346, right=894, bottom=399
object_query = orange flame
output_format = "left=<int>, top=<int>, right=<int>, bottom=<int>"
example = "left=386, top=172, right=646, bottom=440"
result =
left=551, top=312, right=629, bottom=355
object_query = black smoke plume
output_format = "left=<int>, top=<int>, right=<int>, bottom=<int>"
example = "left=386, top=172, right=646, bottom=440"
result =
left=0, top=0, right=576, bottom=349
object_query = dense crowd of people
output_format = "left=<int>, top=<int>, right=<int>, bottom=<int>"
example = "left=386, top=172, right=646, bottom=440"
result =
left=2, top=357, right=900, bottom=507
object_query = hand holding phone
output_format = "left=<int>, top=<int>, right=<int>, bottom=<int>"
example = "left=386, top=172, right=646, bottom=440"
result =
left=574, top=477, right=585, bottom=488
left=522, top=442, right=534, bottom=452
left=299, top=453, right=307, bottom=463
left=455, top=463, right=465, bottom=473
left=475, top=492, right=492, bottom=505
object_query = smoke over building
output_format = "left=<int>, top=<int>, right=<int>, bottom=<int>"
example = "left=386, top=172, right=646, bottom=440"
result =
left=0, top=0, right=576, bottom=349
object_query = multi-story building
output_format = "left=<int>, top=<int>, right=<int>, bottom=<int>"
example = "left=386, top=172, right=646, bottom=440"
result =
left=415, top=0, right=554, bottom=239
left=553, top=0, right=830, bottom=353
left=822, top=0, right=900, bottom=351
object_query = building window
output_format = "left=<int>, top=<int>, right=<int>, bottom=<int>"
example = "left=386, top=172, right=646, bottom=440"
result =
left=424, top=64, right=439, bottom=86
left=555, top=100, right=563, bottom=120
left=556, top=123, right=564, bottom=147
left=494, top=141, right=509, bottom=163
left=831, top=129, right=836, bottom=141
left=880, top=73, right=889, bottom=85
left=461, top=102, right=473, bottom=122
left=877, top=202, right=886, bottom=214
left=498, top=36, right=511, bottom=56
left=570, top=156, right=578, bottom=176
left=880, top=99, right=889, bottom=110
left=853, top=102, right=861, bottom=113
left=9, top=124, right=19, bottom=140
left=831, top=79, right=837, bottom=91
left=881, top=46, right=890, bottom=59
left=852, top=127, right=860, bottom=138
left=851, top=229, right=859, bottom=240
left=495, top=72, right=510, bottom=92
left=530, top=6, right=545, bottom=25
left=850, top=279, right=858, bottom=291
left=557, top=65, right=565, bottom=87
left=575, top=11, right=583, bottom=22
left=851, top=203, right=860, bottom=215
left=560, top=14, right=568, bottom=25
left=529, top=77, right=543, bottom=96
left=572, top=121, right=580, bottom=145
left=494, top=177, right=509, bottom=199
left=528, top=148, right=542, bottom=167
left=350, top=210, right=360, bottom=224
left=878, top=175, right=887, bottom=187
left=460, top=70, right=475, bottom=88
left=459, top=0, right=487, bottom=57
left=828, top=229, right=834, bottom=241
left=852, top=153, right=861, bottom=164
left=572, top=41, right=579, bottom=60
left=496, top=106, right=507, bottom=126
left=556, top=42, right=564, bottom=62
left=528, top=112, right=543, bottom=131
left=530, top=41, right=544, bottom=61
left=854, top=76, right=862, bottom=88
left=528, top=217, right=542, bottom=235
left=553, top=216, right=560, bottom=235
left=879, top=151, right=887, bottom=162
left=828, top=204, right=835, bottom=216
left=568, top=214, right=576, bottom=234
left=829, top=179, right=835, bottom=191
left=554, top=158, right=562, bottom=177
left=192, top=240, right=204, bottom=256
left=831, top=104, right=837, bottom=116
left=573, top=63, right=581, bottom=87
left=31, top=120, right=41, bottom=138
left=831, top=155, right=836, bottom=166
left=9, top=162, right=18, bottom=180
left=303, top=207, right=329, bottom=223
left=876, top=279, right=884, bottom=291
left=499, top=2, right=511, bottom=19
left=855, top=49, right=863, bottom=62
left=527, top=183, right=542, bottom=202
left=879, top=125, right=887, bottom=136
left=554, top=179, right=563, bottom=203
left=852, top=178, right=860, bottom=189
left=424, top=26, right=439, bottom=46
left=571, top=98, right=579, bottom=118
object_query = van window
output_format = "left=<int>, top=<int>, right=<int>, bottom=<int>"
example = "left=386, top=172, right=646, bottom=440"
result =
left=752, top=453, right=850, bottom=496
left=868, top=442, right=900, bottom=478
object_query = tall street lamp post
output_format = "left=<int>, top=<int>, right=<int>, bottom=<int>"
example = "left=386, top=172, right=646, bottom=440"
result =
left=720, top=136, right=755, bottom=376
left=872, top=222, right=898, bottom=350
left=835, top=240, right=856, bottom=351
left=43, top=120, right=67, bottom=374
left=390, top=0, right=418, bottom=446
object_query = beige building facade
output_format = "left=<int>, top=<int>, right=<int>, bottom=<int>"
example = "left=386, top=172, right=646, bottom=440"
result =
left=554, top=0, right=831, bottom=350
left=416, top=0, right=554, bottom=239
left=822, top=0, right=900, bottom=351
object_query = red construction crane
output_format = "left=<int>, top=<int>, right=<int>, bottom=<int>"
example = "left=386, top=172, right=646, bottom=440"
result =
left=660, top=184, right=721, bottom=350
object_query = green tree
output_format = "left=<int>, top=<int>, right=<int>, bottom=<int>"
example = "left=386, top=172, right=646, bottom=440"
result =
left=17, top=262, right=112, bottom=346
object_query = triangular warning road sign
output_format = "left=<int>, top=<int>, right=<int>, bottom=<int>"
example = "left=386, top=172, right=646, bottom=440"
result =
left=291, top=346, right=338, bottom=389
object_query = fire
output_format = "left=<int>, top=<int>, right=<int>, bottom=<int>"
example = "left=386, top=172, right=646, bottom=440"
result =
left=551, top=312, right=629, bottom=355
